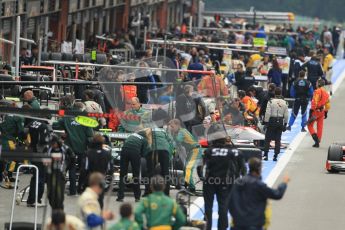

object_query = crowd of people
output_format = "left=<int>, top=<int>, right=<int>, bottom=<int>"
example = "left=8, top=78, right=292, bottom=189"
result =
left=0, top=20, right=338, bottom=230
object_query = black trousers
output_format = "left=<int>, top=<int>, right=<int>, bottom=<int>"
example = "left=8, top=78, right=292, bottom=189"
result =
left=47, top=170, right=65, bottom=210
left=70, top=152, right=86, bottom=194
left=145, top=150, right=170, bottom=195
left=203, top=182, right=231, bottom=230
left=264, top=126, right=283, bottom=155
left=282, top=74, right=289, bottom=97
left=118, top=148, right=141, bottom=200
left=27, top=163, right=45, bottom=204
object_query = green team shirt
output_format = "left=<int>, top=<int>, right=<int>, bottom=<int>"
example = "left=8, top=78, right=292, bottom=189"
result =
left=0, top=115, right=24, bottom=150
left=118, top=108, right=150, bottom=133
left=122, top=131, right=151, bottom=156
left=174, top=128, right=199, bottom=151
left=135, top=191, right=186, bottom=230
left=108, top=218, right=140, bottom=230
left=151, top=128, right=175, bottom=158
left=53, top=117, right=93, bottom=153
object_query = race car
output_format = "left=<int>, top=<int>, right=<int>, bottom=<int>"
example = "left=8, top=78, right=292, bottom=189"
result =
left=326, top=143, right=345, bottom=173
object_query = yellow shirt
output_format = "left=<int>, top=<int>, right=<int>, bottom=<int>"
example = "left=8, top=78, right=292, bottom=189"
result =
left=323, top=54, right=334, bottom=73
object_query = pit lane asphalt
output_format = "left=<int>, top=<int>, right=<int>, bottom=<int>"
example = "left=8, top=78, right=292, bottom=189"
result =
left=270, top=73, right=345, bottom=230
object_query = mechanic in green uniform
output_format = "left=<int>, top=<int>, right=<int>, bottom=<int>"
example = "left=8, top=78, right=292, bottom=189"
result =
left=109, top=203, right=140, bottom=230
left=135, top=175, right=186, bottom=230
left=23, top=90, right=40, bottom=110
left=117, top=129, right=151, bottom=202
left=53, top=96, right=94, bottom=194
left=118, top=97, right=150, bottom=133
left=0, top=101, right=25, bottom=187
left=145, top=127, right=175, bottom=196
left=168, top=119, right=202, bottom=191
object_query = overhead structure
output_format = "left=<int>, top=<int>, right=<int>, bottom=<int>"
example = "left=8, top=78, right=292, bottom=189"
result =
left=203, top=10, right=295, bottom=22
left=147, top=39, right=254, bottom=48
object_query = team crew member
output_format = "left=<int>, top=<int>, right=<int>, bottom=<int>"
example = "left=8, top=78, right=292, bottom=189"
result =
left=53, top=96, right=94, bottom=195
left=23, top=90, right=40, bottom=110
left=109, top=203, right=140, bottom=230
left=322, top=47, right=334, bottom=95
left=203, top=133, right=246, bottom=230
left=239, top=89, right=260, bottom=119
left=117, top=130, right=151, bottom=202
left=83, top=90, right=107, bottom=128
left=78, top=173, right=114, bottom=230
left=229, top=158, right=289, bottom=230
left=135, top=175, right=186, bottom=230
left=302, top=54, right=324, bottom=89
left=168, top=119, right=202, bottom=191
left=46, top=134, right=75, bottom=210
left=118, top=97, right=150, bottom=133
left=287, top=71, right=314, bottom=132
left=0, top=101, right=24, bottom=188
left=85, top=134, right=113, bottom=208
left=307, top=79, right=330, bottom=147
left=259, top=83, right=276, bottom=121
left=123, top=73, right=138, bottom=110
left=263, top=87, right=289, bottom=161
left=145, top=128, right=175, bottom=196
left=26, top=118, right=51, bottom=207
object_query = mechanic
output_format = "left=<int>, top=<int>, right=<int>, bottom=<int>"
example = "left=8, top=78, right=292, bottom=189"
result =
left=263, top=87, right=289, bottom=161
left=78, top=172, right=114, bottom=230
left=290, top=51, right=305, bottom=94
left=144, top=127, right=175, bottom=196
left=117, top=129, right=151, bottom=202
left=287, top=70, right=314, bottom=132
left=26, top=116, right=51, bottom=207
left=168, top=119, right=202, bottom=192
left=229, top=158, right=290, bottom=230
left=0, top=101, right=24, bottom=188
left=46, top=134, right=75, bottom=210
left=203, top=132, right=246, bottom=230
left=259, top=83, right=276, bottom=122
left=135, top=175, right=186, bottom=230
left=322, top=47, right=334, bottom=95
left=301, top=52, right=324, bottom=90
left=109, top=203, right=140, bottom=230
left=239, top=88, right=260, bottom=120
left=83, top=90, right=107, bottom=128
left=53, top=95, right=94, bottom=195
left=85, top=134, right=113, bottom=208
left=23, top=90, right=40, bottom=110
left=307, top=79, right=330, bottom=148
left=118, top=97, right=150, bottom=133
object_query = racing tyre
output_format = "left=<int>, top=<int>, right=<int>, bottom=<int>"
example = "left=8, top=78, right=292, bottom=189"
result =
left=327, top=144, right=343, bottom=173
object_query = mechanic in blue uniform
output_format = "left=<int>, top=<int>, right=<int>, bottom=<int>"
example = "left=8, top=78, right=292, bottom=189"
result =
left=301, top=53, right=324, bottom=90
left=287, top=70, right=314, bottom=132
left=203, top=132, right=246, bottom=230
